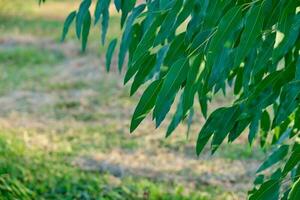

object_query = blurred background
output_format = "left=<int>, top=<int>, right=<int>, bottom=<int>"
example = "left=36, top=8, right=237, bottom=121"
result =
left=0, top=0, right=265, bottom=199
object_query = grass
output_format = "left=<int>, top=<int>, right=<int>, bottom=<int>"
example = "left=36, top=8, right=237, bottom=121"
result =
left=0, top=1, right=264, bottom=199
left=0, top=131, right=225, bottom=200
left=0, top=45, right=64, bottom=95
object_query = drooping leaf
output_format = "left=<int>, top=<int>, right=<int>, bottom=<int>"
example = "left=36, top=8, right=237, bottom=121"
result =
left=206, top=6, right=242, bottom=69
left=166, top=95, right=184, bottom=138
left=94, top=0, right=110, bottom=24
left=154, top=58, right=189, bottom=126
left=273, top=14, right=300, bottom=63
left=81, top=11, right=91, bottom=52
left=288, top=178, right=300, bottom=200
left=234, top=4, right=265, bottom=68
left=130, top=54, right=156, bottom=95
left=283, top=143, right=300, bottom=175
left=196, top=107, right=228, bottom=155
left=273, top=81, right=300, bottom=127
left=155, top=93, right=176, bottom=127
left=182, top=55, right=201, bottom=116
left=131, top=12, right=167, bottom=66
left=130, top=80, right=162, bottom=132
left=100, top=1, right=110, bottom=44
left=154, top=0, right=183, bottom=46
left=114, top=0, right=121, bottom=12
left=257, top=145, right=289, bottom=173
left=105, top=39, right=118, bottom=72
left=61, top=11, right=76, bottom=42
left=249, top=179, right=280, bottom=200
left=120, top=0, right=136, bottom=28
left=118, top=4, right=146, bottom=72
left=124, top=52, right=151, bottom=84
left=76, top=0, right=91, bottom=39
left=211, top=105, right=240, bottom=153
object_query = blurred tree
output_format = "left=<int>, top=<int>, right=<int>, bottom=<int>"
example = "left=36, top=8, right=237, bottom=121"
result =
left=43, top=0, right=300, bottom=199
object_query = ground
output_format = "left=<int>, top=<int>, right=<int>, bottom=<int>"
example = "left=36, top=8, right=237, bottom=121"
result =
left=0, top=1, right=266, bottom=199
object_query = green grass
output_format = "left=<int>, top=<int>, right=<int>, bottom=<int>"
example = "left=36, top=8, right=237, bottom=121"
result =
left=0, top=45, right=64, bottom=95
left=0, top=131, right=223, bottom=200
left=0, top=46, right=64, bottom=67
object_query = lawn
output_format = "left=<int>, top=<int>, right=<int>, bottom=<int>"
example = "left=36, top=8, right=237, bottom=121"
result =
left=0, top=1, right=265, bottom=199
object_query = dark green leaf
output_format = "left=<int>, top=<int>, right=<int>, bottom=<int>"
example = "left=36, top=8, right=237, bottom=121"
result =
left=130, top=54, right=156, bottom=95
left=61, top=11, right=76, bottom=42
left=130, top=80, right=162, bottom=132
left=206, top=6, right=242, bottom=69
left=105, top=39, right=118, bottom=72
left=81, top=11, right=91, bottom=52
left=118, top=4, right=146, bottom=72
left=249, top=179, right=280, bottom=200
left=154, top=58, right=189, bottom=126
left=288, top=178, right=300, bottom=200
left=234, top=4, right=264, bottom=67
left=76, top=0, right=91, bottom=39
left=257, top=145, right=289, bottom=173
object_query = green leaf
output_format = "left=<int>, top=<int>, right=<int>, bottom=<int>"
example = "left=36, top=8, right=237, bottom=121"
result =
left=202, top=0, right=231, bottom=29
left=260, top=110, right=270, bottom=147
left=154, top=94, right=176, bottom=127
left=228, top=117, right=251, bottom=143
left=81, top=11, right=91, bottom=52
left=120, top=0, right=136, bottom=28
left=208, top=48, right=233, bottom=90
left=130, top=54, right=156, bottom=95
left=125, top=52, right=151, bottom=84
left=154, top=58, right=189, bottom=126
left=163, top=32, right=187, bottom=67
left=288, top=178, right=300, bottom=200
left=211, top=105, right=239, bottom=153
left=199, top=97, right=208, bottom=119
left=76, top=0, right=91, bottom=39
left=188, top=29, right=211, bottom=55
left=173, top=0, right=194, bottom=29
left=273, top=81, right=300, bottom=127
left=130, top=80, right=162, bottom=132
left=94, top=0, right=108, bottom=24
left=166, top=96, right=184, bottom=138
left=114, top=0, right=121, bottom=12
left=182, top=55, right=201, bottom=116
left=249, top=179, right=280, bottom=200
left=283, top=143, right=300, bottom=175
left=257, top=145, right=289, bottom=173
left=105, top=39, right=118, bottom=72
left=154, top=0, right=183, bottom=46
left=296, top=56, right=300, bottom=80
left=196, top=107, right=227, bottom=155
left=249, top=114, right=260, bottom=145
left=101, top=10, right=109, bottom=45
left=234, top=4, right=265, bottom=67
left=118, top=4, right=146, bottom=72
left=277, top=1, right=298, bottom=34
left=294, top=108, right=300, bottom=131
left=234, top=67, right=243, bottom=94
left=206, top=6, right=242, bottom=69
left=147, top=45, right=169, bottom=80
left=273, top=14, right=300, bottom=63
left=252, top=32, right=276, bottom=79
left=131, top=12, right=166, bottom=67
left=61, top=11, right=76, bottom=42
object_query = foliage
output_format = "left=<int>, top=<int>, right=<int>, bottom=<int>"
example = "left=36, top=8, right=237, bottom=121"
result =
left=49, top=0, right=299, bottom=199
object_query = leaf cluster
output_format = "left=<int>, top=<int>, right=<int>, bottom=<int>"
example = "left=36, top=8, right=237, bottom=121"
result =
left=59, top=0, right=300, bottom=199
